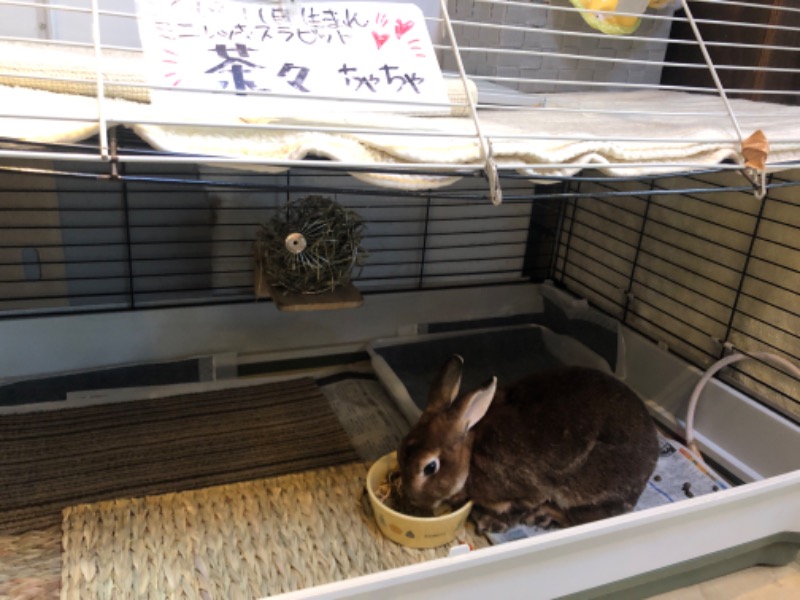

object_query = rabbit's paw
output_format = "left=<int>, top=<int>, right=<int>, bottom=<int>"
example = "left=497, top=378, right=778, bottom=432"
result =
left=520, top=503, right=569, bottom=529
left=471, top=505, right=516, bottom=534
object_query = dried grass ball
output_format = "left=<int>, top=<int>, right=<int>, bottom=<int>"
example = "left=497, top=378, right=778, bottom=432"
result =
left=257, top=196, right=366, bottom=294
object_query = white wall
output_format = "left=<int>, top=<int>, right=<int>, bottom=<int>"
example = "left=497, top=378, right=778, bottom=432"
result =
left=0, top=3, right=47, bottom=39
left=0, top=0, right=139, bottom=46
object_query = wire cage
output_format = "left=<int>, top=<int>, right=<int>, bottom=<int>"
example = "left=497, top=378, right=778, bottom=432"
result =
left=0, top=2, right=798, bottom=413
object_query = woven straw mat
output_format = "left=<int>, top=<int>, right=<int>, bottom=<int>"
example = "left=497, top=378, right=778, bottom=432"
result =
left=62, top=462, right=489, bottom=600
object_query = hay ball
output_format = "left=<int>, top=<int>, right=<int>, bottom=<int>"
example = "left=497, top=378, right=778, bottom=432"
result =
left=257, top=196, right=366, bottom=294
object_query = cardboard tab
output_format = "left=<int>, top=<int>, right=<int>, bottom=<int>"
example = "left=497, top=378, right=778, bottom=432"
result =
left=742, top=129, right=770, bottom=171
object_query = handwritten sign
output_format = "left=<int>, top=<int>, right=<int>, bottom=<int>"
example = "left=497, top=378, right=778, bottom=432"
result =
left=136, top=0, right=449, bottom=113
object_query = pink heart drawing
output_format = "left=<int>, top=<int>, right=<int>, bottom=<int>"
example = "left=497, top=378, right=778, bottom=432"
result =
left=395, top=19, right=414, bottom=39
left=372, top=31, right=390, bottom=49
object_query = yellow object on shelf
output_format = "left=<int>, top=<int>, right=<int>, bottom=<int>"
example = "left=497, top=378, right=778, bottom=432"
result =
left=570, top=0, right=653, bottom=36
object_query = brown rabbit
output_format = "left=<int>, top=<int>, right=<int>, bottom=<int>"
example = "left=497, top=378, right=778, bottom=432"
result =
left=397, top=355, right=659, bottom=533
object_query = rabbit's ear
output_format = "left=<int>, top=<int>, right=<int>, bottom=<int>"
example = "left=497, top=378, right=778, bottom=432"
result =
left=426, top=354, right=464, bottom=414
left=454, top=377, right=497, bottom=433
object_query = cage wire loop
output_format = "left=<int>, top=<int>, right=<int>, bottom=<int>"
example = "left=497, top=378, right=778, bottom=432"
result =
left=741, top=167, right=768, bottom=201
left=485, top=144, right=503, bottom=206
left=678, top=0, right=772, bottom=199
left=108, top=127, right=120, bottom=179
left=90, top=0, right=109, bottom=160
left=439, top=0, right=503, bottom=205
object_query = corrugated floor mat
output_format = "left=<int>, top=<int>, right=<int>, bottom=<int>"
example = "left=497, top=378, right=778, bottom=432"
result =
left=0, top=378, right=358, bottom=534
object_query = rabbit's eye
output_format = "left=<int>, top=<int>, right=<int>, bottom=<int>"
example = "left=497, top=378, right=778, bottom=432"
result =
left=422, top=458, right=439, bottom=476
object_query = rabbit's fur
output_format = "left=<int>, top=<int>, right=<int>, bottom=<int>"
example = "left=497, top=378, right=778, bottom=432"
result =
left=397, top=355, right=659, bottom=532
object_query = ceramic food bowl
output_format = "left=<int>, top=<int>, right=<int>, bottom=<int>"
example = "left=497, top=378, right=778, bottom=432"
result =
left=365, top=451, right=473, bottom=549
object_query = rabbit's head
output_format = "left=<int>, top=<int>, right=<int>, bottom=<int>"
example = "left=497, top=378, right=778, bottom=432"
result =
left=397, top=355, right=496, bottom=511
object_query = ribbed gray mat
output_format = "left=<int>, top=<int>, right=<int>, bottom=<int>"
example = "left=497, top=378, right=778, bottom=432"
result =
left=0, top=378, right=358, bottom=534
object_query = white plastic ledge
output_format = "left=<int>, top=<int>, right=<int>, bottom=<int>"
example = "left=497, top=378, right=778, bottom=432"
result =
left=270, top=470, right=800, bottom=599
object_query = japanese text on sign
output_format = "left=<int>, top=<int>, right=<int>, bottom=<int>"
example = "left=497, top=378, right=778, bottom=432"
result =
left=136, top=0, right=448, bottom=109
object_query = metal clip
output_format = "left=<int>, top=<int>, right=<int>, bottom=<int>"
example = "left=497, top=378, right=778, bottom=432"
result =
left=484, top=143, right=502, bottom=206
left=108, top=127, right=120, bottom=180
left=742, top=167, right=768, bottom=201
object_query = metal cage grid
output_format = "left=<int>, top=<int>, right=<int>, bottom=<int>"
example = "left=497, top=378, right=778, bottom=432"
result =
left=554, top=167, right=800, bottom=422
left=0, top=1, right=798, bottom=421
left=0, top=154, right=557, bottom=316
left=0, top=0, right=797, bottom=199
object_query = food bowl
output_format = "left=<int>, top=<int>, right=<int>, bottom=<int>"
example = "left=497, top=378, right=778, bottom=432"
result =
left=365, top=451, right=473, bottom=549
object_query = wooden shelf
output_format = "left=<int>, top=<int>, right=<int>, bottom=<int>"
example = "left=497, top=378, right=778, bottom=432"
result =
left=254, top=259, right=363, bottom=312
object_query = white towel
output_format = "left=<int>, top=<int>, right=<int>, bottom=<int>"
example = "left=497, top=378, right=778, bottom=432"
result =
left=2, top=82, right=799, bottom=193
